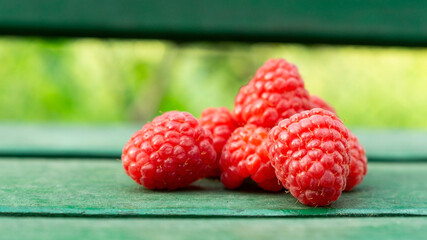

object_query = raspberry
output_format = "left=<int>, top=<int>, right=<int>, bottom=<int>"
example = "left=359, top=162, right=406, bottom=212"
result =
left=310, top=95, right=336, bottom=114
left=220, top=124, right=282, bottom=192
left=345, top=132, right=368, bottom=191
left=199, top=107, right=238, bottom=176
left=268, top=108, right=350, bottom=206
left=234, top=59, right=312, bottom=128
left=121, top=111, right=217, bottom=190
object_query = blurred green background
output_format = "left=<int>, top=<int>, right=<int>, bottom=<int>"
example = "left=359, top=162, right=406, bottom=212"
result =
left=1, top=37, right=426, bottom=129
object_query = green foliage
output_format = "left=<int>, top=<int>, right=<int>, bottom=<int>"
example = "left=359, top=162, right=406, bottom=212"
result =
left=0, top=37, right=426, bottom=129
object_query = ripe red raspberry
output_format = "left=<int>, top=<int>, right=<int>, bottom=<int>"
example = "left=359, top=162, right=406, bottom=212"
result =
left=199, top=107, right=238, bottom=176
left=310, top=95, right=336, bottom=114
left=220, top=124, right=282, bottom=192
left=268, top=108, right=350, bottom=206
left=234, top=59, right=312, bottom=128
left=121, top=111, right=217, bottom=190
left=345, top=132, right=368, bottom=191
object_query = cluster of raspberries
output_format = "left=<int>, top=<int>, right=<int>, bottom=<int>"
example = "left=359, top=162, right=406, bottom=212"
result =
left=122, top=58, right=367, bottom=206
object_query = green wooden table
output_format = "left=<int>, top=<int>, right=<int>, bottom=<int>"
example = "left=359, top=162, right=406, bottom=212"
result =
left=1, top=0, right=427, bottom=239
left=0, top=125, right=426, bottom=239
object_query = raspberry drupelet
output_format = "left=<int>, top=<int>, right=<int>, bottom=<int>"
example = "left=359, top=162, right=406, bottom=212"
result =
left=121, top=111, right=217, bottom=190
left=345, top=132, right=368, bottom=191
left=234, top=58, right=312, bottom=128
left=268, top=108, right=351, bottom=206
left=199, top=107, right=238, bottom=176
left=220, top=124, right=282, bottom=192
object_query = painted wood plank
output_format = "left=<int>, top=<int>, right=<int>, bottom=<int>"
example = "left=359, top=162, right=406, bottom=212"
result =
left=1, top=124, right=426, bottom=161
left=0, top=159, right=425, bottom=217
left=0, top=217, right=426, bottom=240
left=0, top=124, right=139, bottom=158
left=0, top=0, right=426, bottom=46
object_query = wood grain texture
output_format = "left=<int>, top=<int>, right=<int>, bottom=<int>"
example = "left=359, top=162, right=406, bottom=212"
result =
left=0, top=159, right=425, bottom=217
left=0, top=0, right=426, bottom=46
left=0, top=217, right=426, bottom=240
left=1, top=124, right=426, bottom=161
